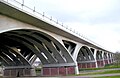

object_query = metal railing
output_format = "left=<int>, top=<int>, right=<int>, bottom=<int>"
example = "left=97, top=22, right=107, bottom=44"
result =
left=1, top=0, right=106, bottom=50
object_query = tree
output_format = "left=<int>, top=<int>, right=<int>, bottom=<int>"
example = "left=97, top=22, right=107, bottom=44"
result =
left=114, top=52, right=120, bottom=66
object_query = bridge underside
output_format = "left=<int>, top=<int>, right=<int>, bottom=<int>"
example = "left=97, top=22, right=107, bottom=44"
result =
left=0, top=29, right=77, bottom=77
left=0, top=29, right=114, bottom=77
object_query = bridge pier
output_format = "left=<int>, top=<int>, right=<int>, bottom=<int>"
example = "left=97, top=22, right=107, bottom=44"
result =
left=3, top=66, right=36, bottom=77
left=97, top=60, right=104, bottom=67
left=42, top=66, right=75, bottom=76
left=104, top=59, right=109, bottom=65
left=78, top=62, right=96, bottom=68
left=41, top=63, right=76, bottom=76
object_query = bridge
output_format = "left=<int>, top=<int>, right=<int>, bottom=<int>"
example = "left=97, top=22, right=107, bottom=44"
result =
left=0, top=0, right=114, bottom=77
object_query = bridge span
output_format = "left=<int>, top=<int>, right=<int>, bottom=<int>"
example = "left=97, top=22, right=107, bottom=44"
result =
left=0, top=0, right=114, bottom=77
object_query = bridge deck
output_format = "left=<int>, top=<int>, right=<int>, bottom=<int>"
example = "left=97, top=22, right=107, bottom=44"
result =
left=0, top=0, right=110, bottom=52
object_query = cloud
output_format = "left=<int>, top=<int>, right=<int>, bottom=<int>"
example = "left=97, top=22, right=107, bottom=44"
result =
left=65, top=22, right=120, bottom=52
left=19, top=0, right=120, bottom=52
left=22, top=0, right=120, bottom=24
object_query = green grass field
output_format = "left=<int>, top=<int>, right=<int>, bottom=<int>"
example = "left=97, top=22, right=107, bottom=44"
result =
left=94, top=76, right=120, bottom=78
left=80, top=63, right=120, bottom=71
left=76, top=63, right=120, bottom=77
left=79, top=70, right=120, bottom=76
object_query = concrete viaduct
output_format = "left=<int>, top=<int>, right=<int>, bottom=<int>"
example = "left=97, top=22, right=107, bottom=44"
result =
left=0, top=0, right=114, bottom=77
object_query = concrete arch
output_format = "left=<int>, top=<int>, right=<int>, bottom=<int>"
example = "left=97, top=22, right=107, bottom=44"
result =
left=0, top=35, right=37, bottom=64
left=0, top=56, right=9, bottom=66
left=0, top=45, right=22, bottom=66
left=32, top=31, right=74, bottom=63
left=0, top=44, right=30, bottom=66
left=0, top=14, right=74, bottom=65
left=0, top=28, right=78, bottom=76
left=77, top=46, right=96, bottom=68
left=15, top=30, right=74, bottom=63
left=96, top=50, right=104, bottom=67
left=0, top=52, right=15, bottom=66
left=11, top=33, right=59, bottom=63
left=62, top=40, right=76, bottom=55
left=7, top=46, right=31, bottom=65
left=0, top=29, right=75, bottom=66
left=103, top=52, right=109, bottom=65
left=83, top=46, right=94, bottom=60
left=2, top=34, right=49, bottom=64
left=96, top=51, right=103, bottom=60
left=103, top=52, right=108, bottom=59
left=77, top=46, right=94, bottom=62
left=4, top=32, right=65, bottom=64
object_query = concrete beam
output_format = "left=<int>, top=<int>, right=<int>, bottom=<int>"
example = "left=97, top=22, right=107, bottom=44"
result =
left=42, top=63, right=76, bottom=67
left=4, top=65, right=33, bottom=69
left=0, top=0, right=112, bottom=52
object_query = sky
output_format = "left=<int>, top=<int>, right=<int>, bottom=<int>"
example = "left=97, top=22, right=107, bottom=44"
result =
left=15, top=0, right=120, bottom=52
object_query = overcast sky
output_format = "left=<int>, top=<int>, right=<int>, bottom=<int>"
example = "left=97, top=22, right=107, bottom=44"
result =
left=16, top=0, right=120, bottom=52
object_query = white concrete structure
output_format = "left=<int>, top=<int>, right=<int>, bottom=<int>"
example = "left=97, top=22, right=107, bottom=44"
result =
left=0, top=0, right=114, bottom=77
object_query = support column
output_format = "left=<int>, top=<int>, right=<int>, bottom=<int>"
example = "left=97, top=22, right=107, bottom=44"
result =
left=3, top=66, right=36, bottom=77
left=74, top=61, right=79, bottom=74
left=102, top=51, right=105, bottom=67
left=111, top=54, right=114, bottom=63
left=107, top=53, right=110, bottom=64
left=94, top=49, right=98, bottom=68
left=41, top=63, right=76, bottom=76
left=72, top=43, right=82, bottom=74
left=109, top=53, right=113, bottom=64
left=109, top=53, right=111, bottom=64
left=104, top=52, right=108, bottom=65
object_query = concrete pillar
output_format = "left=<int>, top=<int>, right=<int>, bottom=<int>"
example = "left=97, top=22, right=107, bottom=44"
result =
left=111, top=54, right=114, bottom=63
left=96, top=50, right=105, bottom=68
left=3, top=66, right=36, bottom=77
left=112, top=54, right=115, bottom=63
left=109, top=53, right=111, bottom=64
left=102, top=51, right=105, bottom=67
left=94, top=49, right=98, bottom=68
left=42, top=66, right=76, bottom=76
left=74, top=61, right=79, bottom=74
left=104, top=52, right=107, bottom=65
left=110, top=53, right=113, bottom=64
left=72, top=43, right=82, bottom=74
left=41, top=63, right=76, bottom=76
left=110, top=54, right=113, bottom=63
left=73, top=43, right=83, bottom=61
left=107, top=53, right=110, bottom=64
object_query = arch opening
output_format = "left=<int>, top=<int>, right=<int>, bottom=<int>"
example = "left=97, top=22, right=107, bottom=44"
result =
left=0, top=29, right=74, bottom=67
left=77, top=46, right=95, bottom=68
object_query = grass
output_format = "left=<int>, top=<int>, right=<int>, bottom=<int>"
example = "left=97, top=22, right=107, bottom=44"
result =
left=35, top=67, right=41, bottom=73
left=80, top=63, right=120, bottom=71
left=94, top=76, right=120, bottom=78
left=78, top=63, right=120, bottom=76
left=104, top=63, right=120, bottom=68
left=79, top=70, right=120, bottom=76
